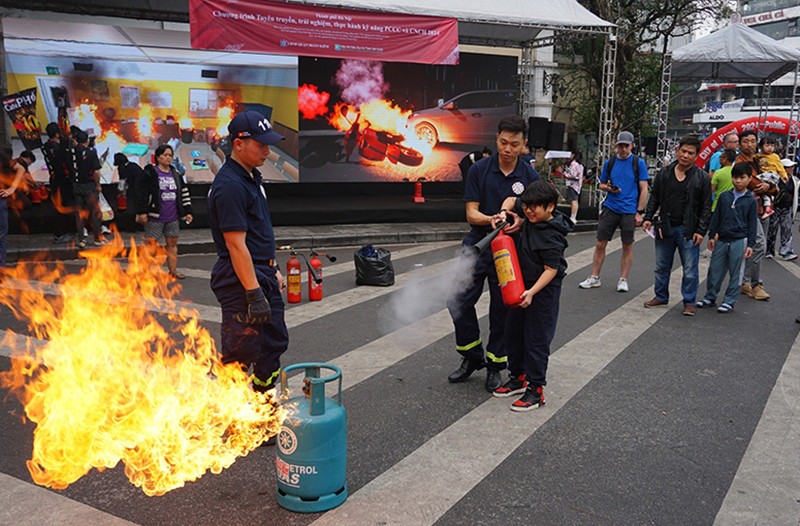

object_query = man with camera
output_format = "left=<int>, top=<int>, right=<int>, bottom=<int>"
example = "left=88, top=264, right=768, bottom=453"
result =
left=579, top=131, right=649, bottom=292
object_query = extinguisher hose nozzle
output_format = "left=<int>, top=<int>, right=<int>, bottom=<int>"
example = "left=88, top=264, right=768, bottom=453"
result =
left=470, top=218, right=512, bottom=254
left=300, top=253, right=324, bottom=283
left=311, top=250, right=337, bottom=263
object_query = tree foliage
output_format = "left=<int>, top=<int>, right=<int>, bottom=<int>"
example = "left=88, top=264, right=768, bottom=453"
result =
left=561, top=0, right=733, bottom=137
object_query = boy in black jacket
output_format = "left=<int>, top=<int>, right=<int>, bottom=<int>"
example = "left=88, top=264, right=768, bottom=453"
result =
left=493, top=181, right=572, bottom=411
left=697, top=162, right=758, bottom=313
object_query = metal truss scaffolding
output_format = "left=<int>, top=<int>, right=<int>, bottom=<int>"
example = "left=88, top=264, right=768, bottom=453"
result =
left=591, top=28, right=617, bottom=206
left=520, top=45, right=535, bottom=119
left=756, top=81, right=771, bottom=135
left=655, top=53, right=672, bottom=170
left=787, top=62, right=800, bottom=161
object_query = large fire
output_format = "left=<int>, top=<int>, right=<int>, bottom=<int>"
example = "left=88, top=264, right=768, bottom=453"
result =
left=327, top=100, right=432, bottom=159
left=0, top=240, right=285, bottom=496
left=69, top=103, right=126, bottom=156
left=70, top=103, right=102, bottom=136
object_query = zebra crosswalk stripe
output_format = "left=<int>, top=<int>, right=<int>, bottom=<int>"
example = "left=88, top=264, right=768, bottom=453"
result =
left=310, top=259, right=707, bottom=526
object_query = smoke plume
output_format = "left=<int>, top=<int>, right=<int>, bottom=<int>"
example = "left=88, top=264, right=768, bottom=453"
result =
left=334, top=60, right=388, bottom=106
left=380, top=248, right=479, bottom=334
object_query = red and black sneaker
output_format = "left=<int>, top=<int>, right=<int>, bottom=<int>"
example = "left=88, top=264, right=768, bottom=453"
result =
left=510, top=385, right=545, bottom=412
left=492, top=374, right=528, bottom=398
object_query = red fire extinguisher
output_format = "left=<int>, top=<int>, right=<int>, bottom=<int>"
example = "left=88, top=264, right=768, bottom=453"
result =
left=308, top=253, right=323, bottom=301
left=286, top=253, right=302, bottom=303
left=491, top=229, right=525, bottom=308
left=117, top=192, right=127, bottom=211
left=412, top=177, right=426, bottom=203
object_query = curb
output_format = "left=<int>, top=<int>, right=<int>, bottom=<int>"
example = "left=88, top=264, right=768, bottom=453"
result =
left=9, top=222, right=598, bottom=263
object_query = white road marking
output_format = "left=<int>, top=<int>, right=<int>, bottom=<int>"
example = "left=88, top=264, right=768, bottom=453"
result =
left=0, top=234, right=636, bottom=525
left=310, top=258, right=708, bottom=526
left=713, top=331, right=800, bottom=525
left=0, top=472, right=139, bottom=526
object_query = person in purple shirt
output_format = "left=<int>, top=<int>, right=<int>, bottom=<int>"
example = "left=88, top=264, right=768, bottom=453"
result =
left=135, top=143, right=193, bottom=279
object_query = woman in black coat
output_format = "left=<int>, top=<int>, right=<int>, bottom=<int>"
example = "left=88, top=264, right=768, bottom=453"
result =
left=134, top=144, right=193, bottom=279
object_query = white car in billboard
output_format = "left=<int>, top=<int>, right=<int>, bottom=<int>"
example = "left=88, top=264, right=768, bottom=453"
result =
left=407, top=90, right=517, bottom=148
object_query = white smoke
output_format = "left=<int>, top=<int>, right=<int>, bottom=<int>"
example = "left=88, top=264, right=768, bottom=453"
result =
left=380, top=247, right=480, bottom=334
left=334, top=60, right=388, bottom=106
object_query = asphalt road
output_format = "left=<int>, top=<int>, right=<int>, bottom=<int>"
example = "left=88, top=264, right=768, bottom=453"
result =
left=1, top=232, right=799, bottom=526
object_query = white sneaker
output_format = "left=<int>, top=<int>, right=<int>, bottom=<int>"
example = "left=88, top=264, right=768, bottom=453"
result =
left=579, top=275, right=601, bottom=289
left=617, top=278, right=629, bottom=292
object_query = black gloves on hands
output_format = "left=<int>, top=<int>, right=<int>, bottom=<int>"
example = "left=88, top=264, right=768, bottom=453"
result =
left=234, top=287, right=272, bottom=325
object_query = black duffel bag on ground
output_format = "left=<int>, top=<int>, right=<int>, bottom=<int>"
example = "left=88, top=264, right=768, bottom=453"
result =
left=354, top=244, right=395, bottom=286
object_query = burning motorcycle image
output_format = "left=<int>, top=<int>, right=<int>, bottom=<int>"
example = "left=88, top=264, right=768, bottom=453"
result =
left=343, top=110, right=423, bottom=166
left=301, top=106, right=423, bottom=168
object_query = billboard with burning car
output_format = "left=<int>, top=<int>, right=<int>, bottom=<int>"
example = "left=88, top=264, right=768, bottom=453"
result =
left=297, top=53, right=518, bottom=183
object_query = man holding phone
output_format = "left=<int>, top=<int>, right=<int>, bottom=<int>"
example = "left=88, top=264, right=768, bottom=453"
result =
left=579, top=131, right=649, bottom=292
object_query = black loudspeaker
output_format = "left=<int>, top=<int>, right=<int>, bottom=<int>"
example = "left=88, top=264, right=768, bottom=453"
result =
left=528, top=117, right=549, bottom=149
left=546, top=121, right=565, bottom=150
left=643, top=137, right=657, bottom=156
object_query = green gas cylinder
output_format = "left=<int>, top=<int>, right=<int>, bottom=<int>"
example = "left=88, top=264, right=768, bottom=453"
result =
left=276, top=363, right=348, bottom=513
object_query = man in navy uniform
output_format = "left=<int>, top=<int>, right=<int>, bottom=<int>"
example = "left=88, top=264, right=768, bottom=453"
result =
left=447, top=115, right=540, bottom=392
left=208, top=111, right=288, bottom=393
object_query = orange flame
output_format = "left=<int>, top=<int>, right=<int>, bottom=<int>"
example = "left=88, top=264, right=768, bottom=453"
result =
left=0, top=240, right=285, bottom=496
left=216, top=106, right=234, bottom=138
left=138, top=104, right=154, bottom=138
left=328, top=100, right=432, bottom=158
left=69, top=103, right=101, bottom=136
left=326, top=100, right=411, bottom=134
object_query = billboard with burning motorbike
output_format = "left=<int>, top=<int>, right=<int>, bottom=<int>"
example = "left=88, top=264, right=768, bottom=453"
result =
left=297, top=53, right=518, bottom=183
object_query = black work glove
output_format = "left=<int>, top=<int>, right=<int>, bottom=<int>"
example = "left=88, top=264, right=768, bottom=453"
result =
left=234, top=287, right=271, bottom=325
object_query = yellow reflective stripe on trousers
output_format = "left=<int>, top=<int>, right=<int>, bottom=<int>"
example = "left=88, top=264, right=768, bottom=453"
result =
left=254, top=369, right=280, bottom=387
left=485, top=352, right=507, bottom=364
left=456, top=339, right=482, bottom=352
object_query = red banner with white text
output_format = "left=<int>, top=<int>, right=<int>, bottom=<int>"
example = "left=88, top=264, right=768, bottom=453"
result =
left=190, top=0, right=459, bottom=64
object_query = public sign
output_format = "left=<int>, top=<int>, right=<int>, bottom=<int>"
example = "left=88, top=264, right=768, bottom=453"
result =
left=190, top=0, right=459, bottom=64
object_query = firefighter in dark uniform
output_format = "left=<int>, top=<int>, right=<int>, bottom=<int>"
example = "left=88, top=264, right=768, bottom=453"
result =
left=208, top=111, right=288, bottom=393
left=447, top=115, right=540, bottom=391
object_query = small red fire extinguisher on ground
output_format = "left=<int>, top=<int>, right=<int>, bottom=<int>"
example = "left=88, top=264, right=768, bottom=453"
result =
left=308, top=252, right=323, bottom=301
left=308, top=250, right=337, bottom=301
left=286, top=252, right=302, bottom=303
left=491, top=228, right=525, bottom=308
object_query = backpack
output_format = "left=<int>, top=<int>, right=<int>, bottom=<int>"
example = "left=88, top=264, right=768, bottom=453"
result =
left=606, top=154, right=640, bottom=187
